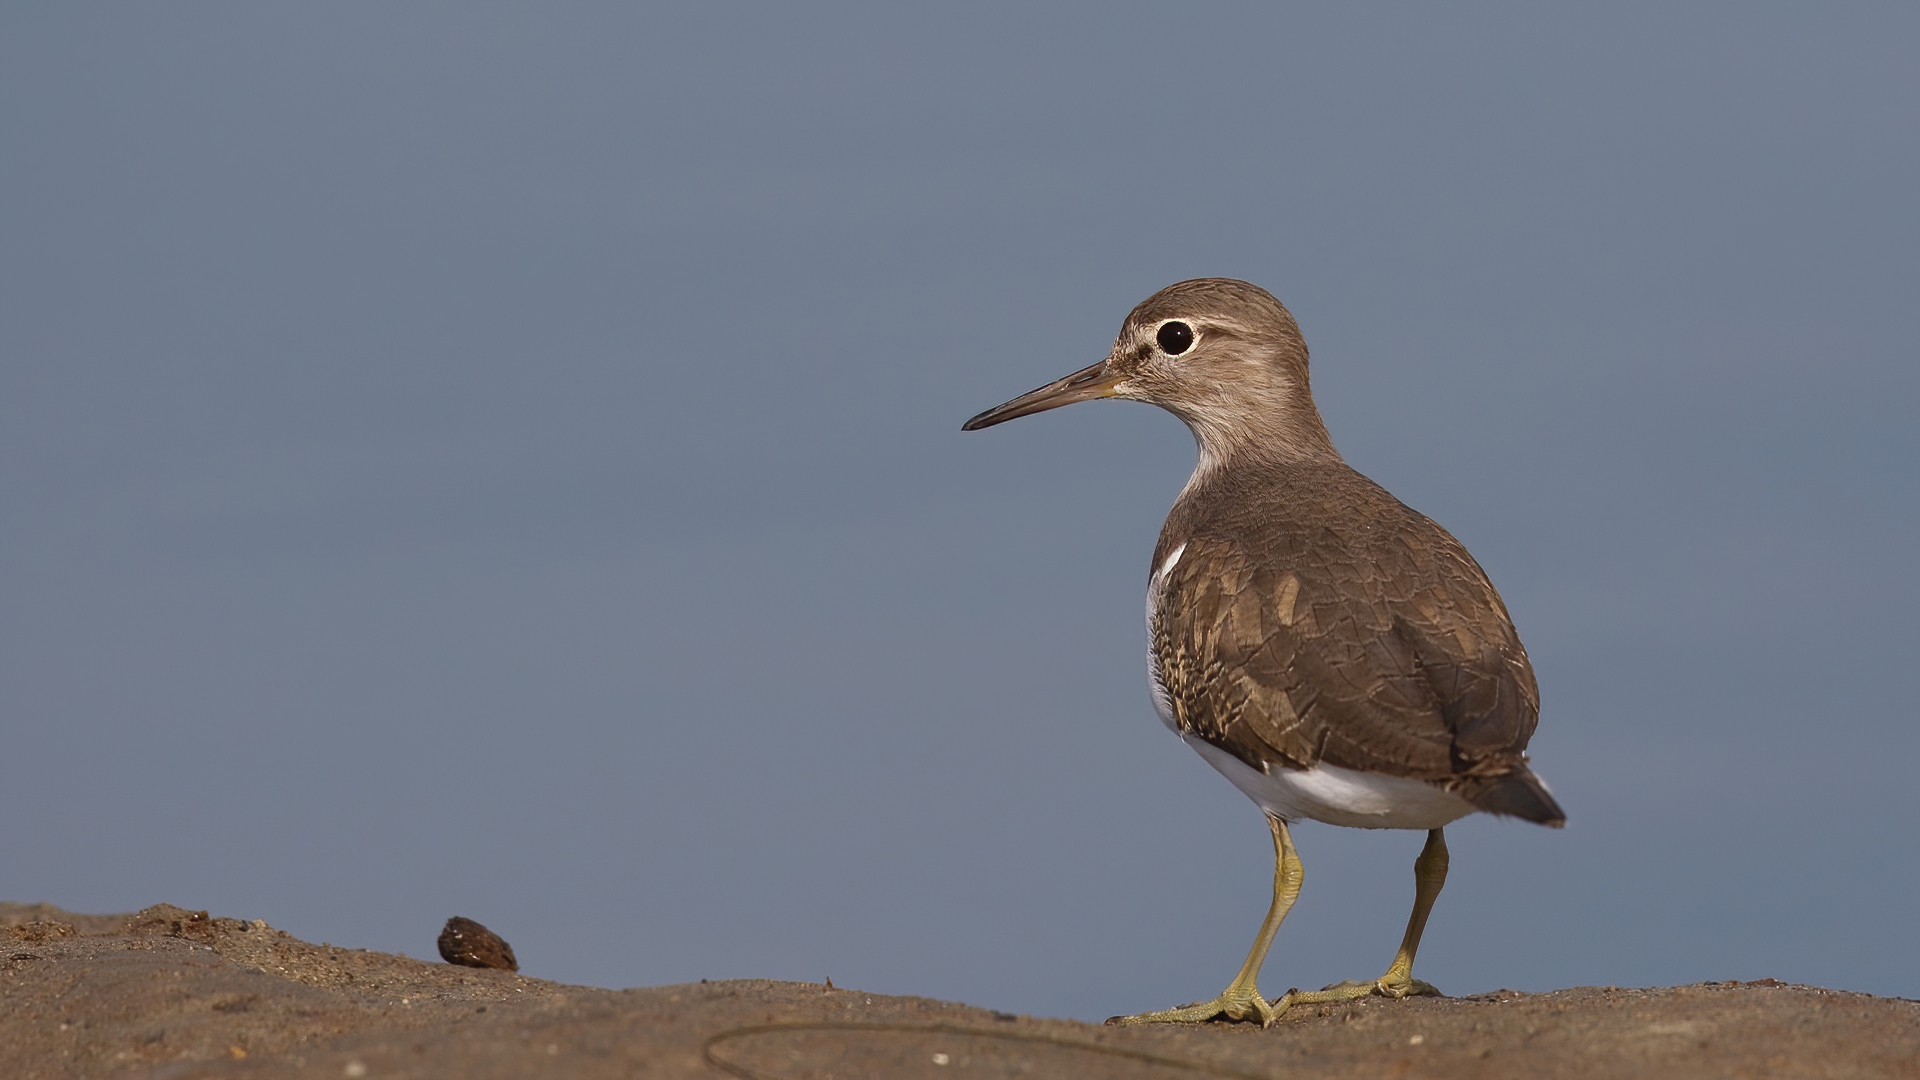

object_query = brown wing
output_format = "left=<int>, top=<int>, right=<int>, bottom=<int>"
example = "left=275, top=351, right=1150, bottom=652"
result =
left=1150, top=522, right=1541, bottom=788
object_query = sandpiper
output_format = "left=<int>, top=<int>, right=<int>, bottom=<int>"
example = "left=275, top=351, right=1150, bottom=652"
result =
left=963, top=278, right=1563, bottom=1026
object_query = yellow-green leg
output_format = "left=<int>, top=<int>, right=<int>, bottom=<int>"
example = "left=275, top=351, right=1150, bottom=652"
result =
left=1108, top=815, right=1304, bottom=1027
left=1286, top=827, right=1450, bottom=1006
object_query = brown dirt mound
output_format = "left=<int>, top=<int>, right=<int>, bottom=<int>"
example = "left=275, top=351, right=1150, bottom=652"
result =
left=3, top=902, right=1914, bottom=1079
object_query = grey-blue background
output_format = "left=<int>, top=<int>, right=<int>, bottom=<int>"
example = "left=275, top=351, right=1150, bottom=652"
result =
left=4, top=3, right=1915, bottom=1021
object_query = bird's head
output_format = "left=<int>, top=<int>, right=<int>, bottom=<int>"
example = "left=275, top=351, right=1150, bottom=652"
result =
left=962, top=278, right=1338, bottom=464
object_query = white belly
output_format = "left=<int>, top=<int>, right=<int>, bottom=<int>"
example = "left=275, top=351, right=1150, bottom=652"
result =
left=1185, top=736, right=1477, bottom=830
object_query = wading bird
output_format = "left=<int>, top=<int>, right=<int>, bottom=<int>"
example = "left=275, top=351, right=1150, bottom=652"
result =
left=963, top=278, right=1564, bottom=1026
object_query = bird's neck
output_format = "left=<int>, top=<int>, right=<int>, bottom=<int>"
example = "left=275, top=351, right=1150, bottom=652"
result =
left=1182, top=401, right=1342, bottom=481
left=1167, top=417, right=1338, bottom=537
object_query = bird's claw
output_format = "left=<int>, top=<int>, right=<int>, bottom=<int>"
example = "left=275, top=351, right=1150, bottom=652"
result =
left=1375, top=975, right=1443, bottom=999
left=1106, top=984, right=1286, bottom=1027
left=1286, top=975, right=1446, bottom=1008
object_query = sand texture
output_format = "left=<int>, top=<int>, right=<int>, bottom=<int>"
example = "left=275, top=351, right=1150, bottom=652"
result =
left=3, top=902, right=1915, bottom=1079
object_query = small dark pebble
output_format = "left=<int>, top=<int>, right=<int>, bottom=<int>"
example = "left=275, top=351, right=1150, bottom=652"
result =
left=437, top=917, right=518, bottom=972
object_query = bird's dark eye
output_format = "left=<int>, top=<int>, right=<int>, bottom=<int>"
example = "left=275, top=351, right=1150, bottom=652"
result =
left=1156, top=321, right=1194, bottom=355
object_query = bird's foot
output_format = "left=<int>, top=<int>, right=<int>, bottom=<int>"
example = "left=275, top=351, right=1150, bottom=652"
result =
left=1376, top=974, right=1443, bottom=999
left=1284, top=973, right=1443, bottom=1007
left=1106, top=983, right=1286, bottom=1027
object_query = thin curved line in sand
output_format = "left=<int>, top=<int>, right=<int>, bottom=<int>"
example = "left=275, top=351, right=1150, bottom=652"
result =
left=702, top=1020, right=1270, bottom=1080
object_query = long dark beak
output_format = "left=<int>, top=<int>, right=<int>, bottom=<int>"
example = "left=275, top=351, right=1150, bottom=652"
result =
left=961, top=360, right=1122, bottom=431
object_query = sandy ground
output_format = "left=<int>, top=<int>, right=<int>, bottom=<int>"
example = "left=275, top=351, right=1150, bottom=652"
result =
left=4, top=902, right=1915, bottom=1079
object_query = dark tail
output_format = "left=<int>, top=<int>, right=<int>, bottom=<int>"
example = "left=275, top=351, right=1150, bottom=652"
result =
left=1464, top=766, right=1566, bottom=827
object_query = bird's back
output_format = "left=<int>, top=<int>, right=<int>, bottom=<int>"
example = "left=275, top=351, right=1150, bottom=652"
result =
left=1149, top=459, right=1563, bottom=825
